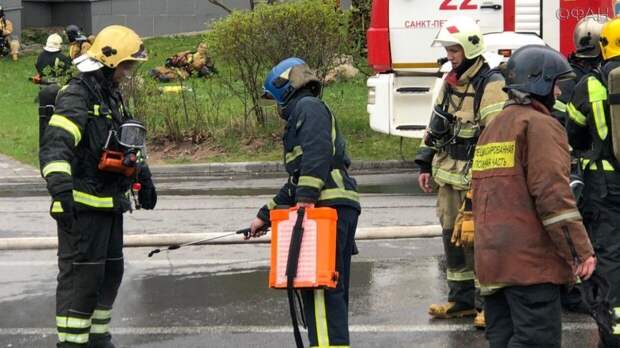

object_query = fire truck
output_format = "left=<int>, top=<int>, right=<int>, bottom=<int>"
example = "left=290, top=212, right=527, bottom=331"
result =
left=367, top=0, right=616, bottom=138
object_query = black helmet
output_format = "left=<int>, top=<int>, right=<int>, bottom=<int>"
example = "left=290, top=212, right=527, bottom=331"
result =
left=504, top=45, right=576, bottom=97
left=0, top=5, right=5, bottom=18
left=65, top=24, right=82, bottom=43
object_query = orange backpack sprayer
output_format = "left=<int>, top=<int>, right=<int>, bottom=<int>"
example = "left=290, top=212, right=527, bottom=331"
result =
left=269, top=206, right=338, bottom=347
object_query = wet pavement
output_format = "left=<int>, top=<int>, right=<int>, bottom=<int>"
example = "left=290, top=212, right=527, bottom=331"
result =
left=0, top=238, right=600, bottom=347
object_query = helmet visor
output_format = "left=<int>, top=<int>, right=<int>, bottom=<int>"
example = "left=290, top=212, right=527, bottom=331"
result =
left=119, top=121, right=147, bottom=148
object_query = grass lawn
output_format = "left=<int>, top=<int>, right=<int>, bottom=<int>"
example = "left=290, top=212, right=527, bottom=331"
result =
left=0, top=34, right=418, bottom=167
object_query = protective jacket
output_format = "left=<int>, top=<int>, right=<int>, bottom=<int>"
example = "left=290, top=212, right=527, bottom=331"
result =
left=39, top=72, right=142, bottom=212
left=554, top=56, right=599, bottom=125
left=415, top=57, right=506, bottom=189
left=257, top=90, right=360, bottom=222
left=472, top=99, right=594, bottom=286
left=35, top=50, right=72, bottom=81
left=0, top=17, right=12, bottom=36
left=69, top=40, right=91, bottom=60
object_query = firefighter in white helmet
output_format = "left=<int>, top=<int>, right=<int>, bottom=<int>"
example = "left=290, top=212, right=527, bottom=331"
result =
left=414, top=15, right=508, bottom=328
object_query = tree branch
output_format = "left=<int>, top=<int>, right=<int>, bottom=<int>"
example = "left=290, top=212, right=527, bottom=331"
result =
left=208, top=0, right=233, bottom=14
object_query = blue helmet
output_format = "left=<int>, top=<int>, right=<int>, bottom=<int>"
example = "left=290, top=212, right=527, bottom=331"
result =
left=263, top=57, right=311, bottom=105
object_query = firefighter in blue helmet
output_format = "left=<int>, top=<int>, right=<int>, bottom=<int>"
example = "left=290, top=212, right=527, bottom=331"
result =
left=247, top=57, right=361, bottom=347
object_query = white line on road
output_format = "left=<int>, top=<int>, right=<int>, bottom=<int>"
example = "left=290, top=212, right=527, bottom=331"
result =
left=0, top=323, right=598, bottom=336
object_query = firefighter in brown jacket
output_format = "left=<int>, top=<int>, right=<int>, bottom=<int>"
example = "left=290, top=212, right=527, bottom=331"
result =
left=472, top=45, right=596, bottom=347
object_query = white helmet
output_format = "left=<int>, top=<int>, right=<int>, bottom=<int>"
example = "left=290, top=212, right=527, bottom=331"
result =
left=432, top=16, right=485, bottom=59
left=44, top=33, right=63, bottom=53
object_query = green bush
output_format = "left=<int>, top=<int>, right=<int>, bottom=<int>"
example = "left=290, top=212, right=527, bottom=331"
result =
left=206, top=0, right=347, bottom=126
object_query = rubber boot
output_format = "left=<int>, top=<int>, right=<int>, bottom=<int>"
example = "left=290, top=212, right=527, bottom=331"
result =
left=474, top=310, right=486, bottom=329
left=428, top=301, right=476, bottom=319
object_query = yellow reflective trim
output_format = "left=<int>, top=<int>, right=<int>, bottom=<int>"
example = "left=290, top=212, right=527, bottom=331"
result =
left=614, top=307, right=620, bottom=317
left=51, top=201, right=64, bottom=213
left=90, top=323, right=109, bottom=334
left=472, top=141, right=516, bottom=172
left=267, top=199, right=277, bottom=210
left=331, top=114, right=336, bottom=156
left=298, top=176, right=324, bottom=190
left=310, top=346, right=350, bottom=348
left=56, top=316, right=91, bottom=329
left=58, top=332, right=89, bottom=344
left=433, top=167, right=470, bottom=188
left=614, top=325, right=620, bottom=335
left=285, top=146, right=303, bottom=164
left=588, top=77, right=607, bottom=102
left=93, top=104, right=100, bottom=116
left=48, top=114, right=82, bottom=146
left=331, top=169, right=345, bottom=188
left=73, top=190, right=114, bottom=209
left=479, top=102, right=504, bottom=120
left=447, top=270, right=475, bottom=281
left=457, top=127, right=477, bottom=138
left=567, top=103, right=587, bottom=127
left=553, top=100, right=567, bottom=113
left=91, top=309, right=112, bottom=320
left=582, top=159, right=615, bottom=171
left=319, top=188, right=360, bottom=202
left=314, top=289, right=330, bottom=347
left=592, top=100, right=608, bottom=140
left=42, top=161, right=71, bottom=177
left=542, top=209, right=582, bottom=226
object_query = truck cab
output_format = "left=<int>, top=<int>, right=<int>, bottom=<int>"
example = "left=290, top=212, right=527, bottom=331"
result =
left=367, top=0, right=615, bottom=138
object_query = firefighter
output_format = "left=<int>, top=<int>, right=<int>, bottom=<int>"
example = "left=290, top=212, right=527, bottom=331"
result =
left=0, top=5, right=20, bottom=61
left=567, top=17, right=620, bottom=347
left=39, top=25, right=157, bottom=348
left=65, top=24, right=93, bottom=60
left=247, top=57, right=361, bottom=347
left=472, top=44, right=596, bottom=347
left=414, top=15, right=507, bottom=328
left=149, top=42, right=217, bottom=82
left=34, top=33, right=72, bottom=84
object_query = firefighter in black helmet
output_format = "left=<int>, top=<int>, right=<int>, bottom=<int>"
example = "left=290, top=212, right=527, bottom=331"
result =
left=39, top=25, right=157, bottom=348
left=65, top=24, right=93, bottom=60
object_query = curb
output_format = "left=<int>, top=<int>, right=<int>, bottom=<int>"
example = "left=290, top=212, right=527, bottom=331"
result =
left=0, top=225, right=441, bottom=250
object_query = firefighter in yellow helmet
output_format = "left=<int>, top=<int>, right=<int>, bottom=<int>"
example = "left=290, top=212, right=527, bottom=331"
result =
left=0, top=6, right=20, bottom=60
left=566, top=17, right=620, bottom=347
left=39, top=25, right=157, bottom=348
left=414, top=15, right=508, bottom=328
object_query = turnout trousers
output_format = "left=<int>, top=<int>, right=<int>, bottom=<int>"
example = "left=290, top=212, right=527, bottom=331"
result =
left=436, top=184, right=480, bottom=309
left=581, top=170, right=620, bottom=348
left=301, top=206, right=359, bottom=347
left=56, top=210, right=124, bottom=348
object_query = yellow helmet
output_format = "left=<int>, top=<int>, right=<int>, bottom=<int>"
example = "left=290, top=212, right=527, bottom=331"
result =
left=432, top=16, right=485, bottom=59
left=86, top=25, right=147, bottom=68
left=600, top=18, right=620, bottom=60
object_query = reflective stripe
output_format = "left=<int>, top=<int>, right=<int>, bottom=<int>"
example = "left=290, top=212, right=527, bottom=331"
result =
left=447, top=270, right=475, bottom=281
left=588, top=77, right=609, bottom=140
left=91, top=309, right=112, bottom=320
left=433, top=167, right=470, bottom=188
left=330, top=114, right=336, bottom=156
left=73, top=190, right=114, bottom=209
left=310, top=346, right=350, bottom=348
left=267, top=199, right=277, bottom=210
left=51, top=201, right=64, bottom=213
left=479, top=102, right=504, bottom=120
left=592, top=100, right=608, bottom=140
left=298, top=176, right=324, bottom=190
left=553, top=100, right=567, bottom=113
left=457, top=127, right=477, bottom=138
left=567, top=103, right=587, bottom=126
left=542, top=209, right=582, bottom=227
left=285, top=146, right=303, bottom=164
left=314, top=289, right=330, bottom=347
left=58, top=332, right=89, bottom=344
left=582, top=159, right=615, bottom=171
left=319, top=188, right=360, bottom=202
left=90, top=323, right=109, bottom=334
left=56, top=316, right=91, bottom=329
left=588, top=77, right=608, bottom=102
left=331, top=169, right=345, bottom=189
left=93, top=104, right=100, bottom=116
left=48, top=115, right=82, bottom=146
left=42, top=161, right=71, bottom=177
left=614, top=307, right=620, bottom=318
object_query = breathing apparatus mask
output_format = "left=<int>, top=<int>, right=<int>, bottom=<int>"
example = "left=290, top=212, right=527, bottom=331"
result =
left=98, top=120, right=147, bottom=177
left=425, top=105, right=458, bottom=147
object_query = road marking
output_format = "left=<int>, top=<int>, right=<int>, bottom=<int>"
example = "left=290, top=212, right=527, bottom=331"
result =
left=0, top=323, right=598, bottom=335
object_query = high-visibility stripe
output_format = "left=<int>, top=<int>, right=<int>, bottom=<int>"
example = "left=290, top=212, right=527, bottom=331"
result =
left=331, top=169, right=345, bottom=189
left=447, top=270, right=475, bottom=281
left=73, top=190, right=113, bottom=209
left=58, top=332, right=89, bottom=344
left=267, top=199, right=277, bottom=210
left=319, top=188, right=360, bottom=202
left=553, top=100, right=567, bottom=113
left=457, top=127, right=477, bottom=139
left=91, top=309, right=112, bottom=320
left=542, top=209, right=582, bottom=227
left=582, top=159, right=615, bottom=171
left=567, top=103, right=587, bottom=126
left=51, top=201, right=64, bottom=213
left=298, top=176, right=324, bottom=190
left=433, top=167, right=470, bottom=188
left=285, top=146, right=303, bottom=164
left=592, top=100, right=608, bottom=140
left=56, top=316, right=91, bottom=329
left=310, top=346, right=350, bottom=348
left=48, top=115, right=81, bottom=146
left=587, top=77, right=609, bottom=140
left=90, top=323, right=109, bottom=334
left=588, top=77, right=608, bottom=102
left=42, top=161, right=71, bottom=177
left=479, top=102, right=504, bottom=120
left=314, top=289, right=330, bottom=347
left=93, top=104, right=100, bottom=116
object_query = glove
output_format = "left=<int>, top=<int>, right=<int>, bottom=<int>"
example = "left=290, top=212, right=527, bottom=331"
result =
left=50, top=191, right=75, bottom=230
left=451, top=191, right=475, bottom=247
left=138, top=164, right=157, bottom=210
